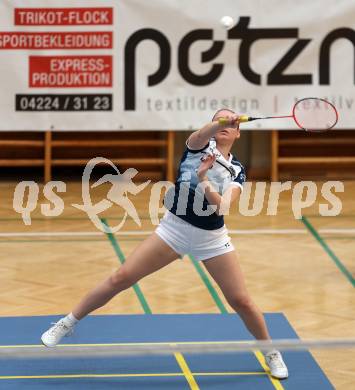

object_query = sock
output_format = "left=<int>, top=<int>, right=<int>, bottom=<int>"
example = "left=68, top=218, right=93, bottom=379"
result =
left=63, top=313, right=79, bottom=327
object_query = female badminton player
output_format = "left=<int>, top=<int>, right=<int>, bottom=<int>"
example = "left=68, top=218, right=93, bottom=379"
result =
left=41, top=109, right=288, bottom=379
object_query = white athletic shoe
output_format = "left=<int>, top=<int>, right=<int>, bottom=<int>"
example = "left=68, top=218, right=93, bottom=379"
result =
left=41, top=319, right=74, bottom=348
left=265, top=350, right=289, bottom=379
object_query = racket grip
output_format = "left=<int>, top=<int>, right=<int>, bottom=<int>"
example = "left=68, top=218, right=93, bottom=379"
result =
left=218, top=115, right=249, bottom=125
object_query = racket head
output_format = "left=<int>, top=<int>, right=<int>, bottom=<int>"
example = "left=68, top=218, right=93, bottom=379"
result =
left=292, top=97, right=338, bottom=132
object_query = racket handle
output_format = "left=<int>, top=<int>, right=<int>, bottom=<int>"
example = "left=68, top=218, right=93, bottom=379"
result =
left=218, top=115, right=250, bottom=125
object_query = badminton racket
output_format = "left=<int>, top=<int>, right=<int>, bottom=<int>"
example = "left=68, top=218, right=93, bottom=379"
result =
left=218, top=97, right=338, bottom=132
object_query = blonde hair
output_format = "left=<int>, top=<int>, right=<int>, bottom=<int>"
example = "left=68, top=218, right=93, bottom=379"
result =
left=211, top=108, right=235, bottom=121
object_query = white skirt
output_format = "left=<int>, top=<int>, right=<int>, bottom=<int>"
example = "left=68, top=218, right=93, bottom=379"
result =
left=155, top=211, right=235, bottom=261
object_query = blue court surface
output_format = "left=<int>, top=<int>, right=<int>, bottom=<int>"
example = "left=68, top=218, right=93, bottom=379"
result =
left=0, top=314, right=334, bottom=389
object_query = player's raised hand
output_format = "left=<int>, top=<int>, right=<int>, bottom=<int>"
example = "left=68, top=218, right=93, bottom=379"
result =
left=219, top=114, right=240, bottom=129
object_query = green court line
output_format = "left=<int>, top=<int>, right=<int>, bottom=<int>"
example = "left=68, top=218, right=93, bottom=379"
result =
left=100, top=218, right=152, bottom=314
left=301, top=216, right=355, bottom=287
left=188, top=255, right=227, bottom=314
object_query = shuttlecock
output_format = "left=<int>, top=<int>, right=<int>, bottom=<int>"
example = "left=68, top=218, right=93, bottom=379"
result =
left=220, top=15, right=235, bottom=30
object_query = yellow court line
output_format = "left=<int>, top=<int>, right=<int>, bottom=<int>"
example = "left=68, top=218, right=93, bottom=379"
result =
left=173, top=351, right=200, bottom=390
left=0, top=341, right=284, bottom=389
left=196, top=372, right=266, bottom=376
left=0, top=371, right=267, bottom=380
left=254, top=350, right=285, bottom=390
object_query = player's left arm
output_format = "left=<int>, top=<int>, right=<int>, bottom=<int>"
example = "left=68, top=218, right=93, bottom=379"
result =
left=197, top=154, right=243, bottom=216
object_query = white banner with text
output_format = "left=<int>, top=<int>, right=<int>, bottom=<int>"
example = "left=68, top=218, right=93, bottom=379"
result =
left=0, top=0, right=353, bottom=130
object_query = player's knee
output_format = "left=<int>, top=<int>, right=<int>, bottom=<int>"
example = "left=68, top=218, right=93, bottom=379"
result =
left=228, top=294, right=253, bottom=312
left=109, top=268, right=135, bottom=290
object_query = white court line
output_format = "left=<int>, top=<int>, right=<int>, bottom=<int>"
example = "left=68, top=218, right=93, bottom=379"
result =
left=229, top=229, right=307, bottom=235
left=0, top=232, right=104, bottom=237
left=0, top=229, right=354, bottom=238
left=319, top=229, right=355, bottom=234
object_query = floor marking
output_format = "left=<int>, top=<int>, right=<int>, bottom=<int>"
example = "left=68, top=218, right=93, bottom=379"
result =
left=318, top=228, right=355, bottom=234
left=0, top=238, right=143, bottom=244
left=302, top=216, right=355, bottom=287
left=0, top=216, right=152, bottom=221
left=0, top=228, right=354, bottom=238
left=0, top=232, right=105, bottom=237
left=174, top=350, right=200, bottom=390
left=0, top=372, right=267, bottom=380
left=229, top=229, right=307, bottom=234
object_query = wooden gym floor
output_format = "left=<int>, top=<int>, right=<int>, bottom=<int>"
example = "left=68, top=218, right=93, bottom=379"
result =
left=0, top=181, right=354, bottom=389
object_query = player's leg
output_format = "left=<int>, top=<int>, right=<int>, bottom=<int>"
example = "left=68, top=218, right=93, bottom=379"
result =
left=41, top=233, right=179, bottom=347
left=203, top=251, right=288, bottom=378
left=72, top=233, right=179, bottom=319
left=203, top=250, right=270, bottom=340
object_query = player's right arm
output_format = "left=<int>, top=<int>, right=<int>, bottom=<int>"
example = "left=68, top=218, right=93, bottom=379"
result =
left=187, top=114, right=239, bottom=150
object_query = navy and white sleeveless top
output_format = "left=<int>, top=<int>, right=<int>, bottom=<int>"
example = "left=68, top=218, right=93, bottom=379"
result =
left=164, top=138, right=246, bottom=230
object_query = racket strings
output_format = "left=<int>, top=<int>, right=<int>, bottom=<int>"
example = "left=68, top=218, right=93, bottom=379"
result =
left=293, top=98, right=338, bottom=132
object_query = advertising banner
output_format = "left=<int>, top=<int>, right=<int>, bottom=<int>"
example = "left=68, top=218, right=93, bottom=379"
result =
left=0, top=0, right=353, bottom=130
